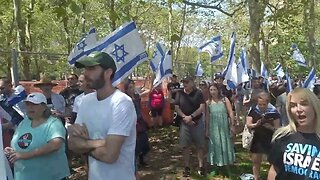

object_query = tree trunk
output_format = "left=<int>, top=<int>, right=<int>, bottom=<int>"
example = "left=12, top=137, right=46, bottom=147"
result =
left=168, top=0, right=174, bottom=70
left=13, top=0, right=32, bottom=80
left=174, top=4, right=187, bottom=63
left=81, top=2, right=86, bottom=34
left=109, top=0, right=116, bottom=31
left=304, top=0, right=316, bottom=67
left=62, top=16, right=72, bottom=53
left=248, top=0, right=268, bottom=73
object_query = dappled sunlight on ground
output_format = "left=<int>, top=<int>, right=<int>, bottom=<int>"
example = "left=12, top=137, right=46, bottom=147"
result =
left=69, top=125, right=270, bottom=180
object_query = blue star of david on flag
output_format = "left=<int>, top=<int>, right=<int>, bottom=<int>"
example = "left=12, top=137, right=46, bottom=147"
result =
left=77, top=40, right=87, bottom=51
left=150, top=43, right=166, bottom=73
left=111, top=44, right=129, bottom=63
left=152, top=51, right=157, bottom=59
left=68, top=27, right=97, bottom=65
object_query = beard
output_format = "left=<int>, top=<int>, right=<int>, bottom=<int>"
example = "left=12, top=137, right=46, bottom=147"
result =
left=86, top=71, right=106, bottom=90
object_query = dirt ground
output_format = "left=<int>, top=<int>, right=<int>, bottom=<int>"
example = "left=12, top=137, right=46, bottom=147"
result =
left=69, top=125, right=269, bottom=180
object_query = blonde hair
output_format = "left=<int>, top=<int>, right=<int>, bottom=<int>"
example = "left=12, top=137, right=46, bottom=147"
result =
left=272, top=88, right=320, bottom=141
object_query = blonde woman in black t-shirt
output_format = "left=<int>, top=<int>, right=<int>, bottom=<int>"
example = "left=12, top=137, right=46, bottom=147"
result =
left=268, top=88, right=320, bottom=180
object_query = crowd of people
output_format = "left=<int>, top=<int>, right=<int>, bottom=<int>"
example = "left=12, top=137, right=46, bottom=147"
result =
left=1, top=51, right=320, bottom=180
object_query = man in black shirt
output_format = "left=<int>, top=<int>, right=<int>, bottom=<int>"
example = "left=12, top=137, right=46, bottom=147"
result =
left=175, top=76, right=206, bottom=177
left=167, top=74, right=181, bottom=102
left=167, top=75, right=182, bottom=126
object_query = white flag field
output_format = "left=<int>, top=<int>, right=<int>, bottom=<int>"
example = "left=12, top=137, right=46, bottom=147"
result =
left=150, top=43, right=166, bottom=73
left=153, top=50, right=173, bottom=87
left=198, top=35, right=223, bottom=63
left=195, top=60, right=204, bottom=77
left=68, top=21, right=149, bottom=86
left=68, top=27, right=97, bottom=65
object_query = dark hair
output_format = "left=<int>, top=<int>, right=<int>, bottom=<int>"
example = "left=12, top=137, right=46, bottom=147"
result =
left=314, top=85, right=320, bottom=96
left=101, top=66, right=115, bottom=80
left=124, top=79, right=134, bottom=92
left=69, top=73, right=79, bottom=79
left=208, top=83, right=223, bottom=102
left=0, top=78, right=12, bottom=86
left=42, top=106, right=52, bottom=119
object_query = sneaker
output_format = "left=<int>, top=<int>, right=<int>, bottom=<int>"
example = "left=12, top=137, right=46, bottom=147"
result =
left=197, top=167, right=205, bottom=176
left=183, top=167, right=191, bottom=177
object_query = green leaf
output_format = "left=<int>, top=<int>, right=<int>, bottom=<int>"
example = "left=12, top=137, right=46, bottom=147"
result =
left=109, top=10, right=119, bottom=22
left=53, top=7, right=67, bottom=19
left=69, top=2, right=81, bottom=14
left=171, top=34, right=180, bottom=42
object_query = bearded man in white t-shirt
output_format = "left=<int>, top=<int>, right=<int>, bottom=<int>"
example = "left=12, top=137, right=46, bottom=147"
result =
left=68, top=51, right=137, bottom=180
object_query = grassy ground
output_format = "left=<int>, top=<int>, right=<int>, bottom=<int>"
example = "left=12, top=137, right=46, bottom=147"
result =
left=69, top=125, right=270, bottom=180
left=139, top=125, right=270, bottom=180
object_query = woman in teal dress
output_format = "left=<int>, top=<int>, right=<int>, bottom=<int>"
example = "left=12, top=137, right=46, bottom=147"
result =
left=205, top=83, right=235, bottom=174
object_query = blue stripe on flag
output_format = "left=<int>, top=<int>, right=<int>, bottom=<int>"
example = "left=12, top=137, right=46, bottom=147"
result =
left=70, top=22, right=136, bottom=64
left=222, top=32, right=236, bottom=77
left=113, top=52, right=148, bottom=83
left=303, top=67, right=316, bottom=88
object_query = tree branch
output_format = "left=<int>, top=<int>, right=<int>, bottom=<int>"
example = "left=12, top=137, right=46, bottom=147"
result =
left=182, top=0, right=245, bottom=17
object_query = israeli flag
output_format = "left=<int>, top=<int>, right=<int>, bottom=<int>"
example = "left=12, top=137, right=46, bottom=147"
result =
left=7, top=85, right=27, bottom=106
left=0, top=123, right=14, bottom=180
left=70, top=21, right=149, bottom=86
left=223, top=32, right=237, bottom=88
left=240, top=48, right=249, bottom=71
left=150, top=43, right=166, bottom=73
left=68, top=27, right=97, bottom=65
left=198, top=35, right=223, bottom=63
left=153, top=50, right=173, bottom=87
left=260, top=62, right=268, bottom=79
left=286, top=71, right=293, bottom=92
left=236, top=58, right=249, bottom=84
left=303, top=67, right=316, bottom=89
left=292, top=44, right=307, bottom=67
left=273, top=63, right=285, bottom=78
left=195, top=60, right=204, bottom=77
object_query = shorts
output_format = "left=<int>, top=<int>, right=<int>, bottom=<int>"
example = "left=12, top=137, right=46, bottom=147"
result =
left=179, top=117, right=205, bottom=148
left=150, top=108, right=163, bottom=117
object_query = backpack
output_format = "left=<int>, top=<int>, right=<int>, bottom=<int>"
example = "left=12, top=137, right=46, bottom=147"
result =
left=150, top=90, right=164, bottom=109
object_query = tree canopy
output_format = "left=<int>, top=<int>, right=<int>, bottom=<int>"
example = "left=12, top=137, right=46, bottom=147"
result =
left=0, top=0, right=319, bottom=80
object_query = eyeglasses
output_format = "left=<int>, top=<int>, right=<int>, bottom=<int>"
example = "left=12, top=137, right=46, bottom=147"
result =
left=0, top=87, right=5, bottom=90
left=67, top=77, right=76, bottom=80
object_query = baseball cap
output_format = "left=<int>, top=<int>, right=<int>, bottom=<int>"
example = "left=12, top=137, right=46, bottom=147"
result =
left=25, top=92, right=47, bottom=105
left=75, top=51, right=117, bottom=72
left=214, top=73, right=224, bottom=80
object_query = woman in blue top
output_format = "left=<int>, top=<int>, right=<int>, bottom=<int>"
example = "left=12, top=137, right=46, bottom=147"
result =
left=5, top=92, right=70, bottom=180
